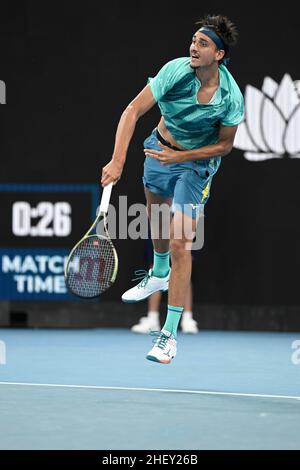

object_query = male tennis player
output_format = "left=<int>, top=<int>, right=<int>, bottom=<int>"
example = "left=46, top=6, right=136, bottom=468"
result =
left=101, top=14, right=244, bottom=363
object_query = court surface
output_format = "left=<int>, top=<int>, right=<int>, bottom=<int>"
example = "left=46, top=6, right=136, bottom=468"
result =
left=0, top=328, right=300, bottom=450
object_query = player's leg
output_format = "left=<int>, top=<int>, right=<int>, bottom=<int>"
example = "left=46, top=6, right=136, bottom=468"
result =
left=142, top=127, right=173, bottom=261
left=181, top=281, right=199, bottom=333
left=146, top=210, right=198, bottom=363
left=184, top=281, right=193, bottom=312
left=163, top=209, right=197, bottom=334
left=122, top=189, right=172, bottom=303
left=122, top=127, right=174, bottom=303
left=145, top=187, right=172, bottom=277
left=146, top=168, right=206, bottom=363
left=164, top=168, right=208, bottom=336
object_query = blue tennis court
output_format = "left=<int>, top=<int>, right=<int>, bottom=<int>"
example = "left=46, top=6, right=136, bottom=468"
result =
left=0, top=328, right=299, bottom=450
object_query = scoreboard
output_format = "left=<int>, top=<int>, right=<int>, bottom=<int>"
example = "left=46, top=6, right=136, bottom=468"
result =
left=0, top=183, right=99, bottom=300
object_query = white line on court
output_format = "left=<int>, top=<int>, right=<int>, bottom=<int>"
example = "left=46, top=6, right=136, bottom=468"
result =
left=0, top=381, right=300, bottom=401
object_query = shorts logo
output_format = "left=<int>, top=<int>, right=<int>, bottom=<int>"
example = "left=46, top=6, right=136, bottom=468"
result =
left=200, top=182, right=210, bottom=203
left=234, top=75, right=300, bottom=160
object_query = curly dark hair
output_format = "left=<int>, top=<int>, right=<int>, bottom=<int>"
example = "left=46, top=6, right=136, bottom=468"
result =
left=195, top=14, right=238, bottom=60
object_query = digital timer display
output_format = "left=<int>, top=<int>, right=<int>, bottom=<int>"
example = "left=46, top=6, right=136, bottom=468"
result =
left=0, top=184, right=98, bottom=248
left=0, top=183, right=98, bottom=300
left=12, top=201, right=72, bottom=237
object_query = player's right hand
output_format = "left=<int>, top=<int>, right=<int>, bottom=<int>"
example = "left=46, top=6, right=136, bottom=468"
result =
left=101, top=160, right=124, bottom=187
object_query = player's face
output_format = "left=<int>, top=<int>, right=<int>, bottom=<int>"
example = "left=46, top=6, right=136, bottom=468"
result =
left=190, top=31, right=223, bottom=68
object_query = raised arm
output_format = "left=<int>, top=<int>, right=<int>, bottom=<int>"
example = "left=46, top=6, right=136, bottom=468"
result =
left=101, top=84, right=156, bottom=186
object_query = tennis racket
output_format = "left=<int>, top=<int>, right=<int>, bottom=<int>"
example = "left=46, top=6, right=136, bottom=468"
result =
left=64, top=182, right=118, bottom=298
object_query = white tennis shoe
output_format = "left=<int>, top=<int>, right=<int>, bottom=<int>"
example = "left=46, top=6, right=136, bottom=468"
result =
left=146, top=329, right=177, bottom=364
left=121, top=269, right=170, bottom=303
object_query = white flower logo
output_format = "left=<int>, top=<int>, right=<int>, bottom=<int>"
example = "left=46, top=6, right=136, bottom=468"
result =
left=234, top=75, right=300, bottom=161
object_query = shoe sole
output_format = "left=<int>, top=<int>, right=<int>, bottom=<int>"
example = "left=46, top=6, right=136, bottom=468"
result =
left=146, top=355, right=172, bottom=364
left=122, top=288, right=168, bottom=304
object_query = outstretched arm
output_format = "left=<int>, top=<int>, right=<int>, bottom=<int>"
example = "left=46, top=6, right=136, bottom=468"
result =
left=101, top=84, right=156, bottom=186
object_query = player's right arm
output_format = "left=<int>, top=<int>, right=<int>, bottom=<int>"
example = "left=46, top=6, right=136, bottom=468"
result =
left=101, top=84, right=156, bottom=186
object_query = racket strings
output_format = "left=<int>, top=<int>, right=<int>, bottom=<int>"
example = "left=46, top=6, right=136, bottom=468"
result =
left=66, top=235, right=116, bottom=297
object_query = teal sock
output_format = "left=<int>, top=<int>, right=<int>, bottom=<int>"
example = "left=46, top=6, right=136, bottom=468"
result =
left=152, top=250, right=170, bottom=278
left=162, top=305, right=184, bottom=339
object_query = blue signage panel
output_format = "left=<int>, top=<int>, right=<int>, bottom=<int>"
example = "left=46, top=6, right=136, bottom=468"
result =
left=0, top=183, right=99, bottom=300
left=0, top=248, right=73, bottom=300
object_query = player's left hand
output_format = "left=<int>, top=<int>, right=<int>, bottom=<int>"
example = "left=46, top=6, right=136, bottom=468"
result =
left=144, top=143, right=187, bottom=165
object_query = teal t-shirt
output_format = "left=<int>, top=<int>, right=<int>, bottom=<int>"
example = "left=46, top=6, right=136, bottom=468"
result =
left=148, top=57, right=244, bottom=175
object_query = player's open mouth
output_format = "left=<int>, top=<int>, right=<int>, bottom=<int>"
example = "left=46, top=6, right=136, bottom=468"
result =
left=191, top=55, right=199, bottom=59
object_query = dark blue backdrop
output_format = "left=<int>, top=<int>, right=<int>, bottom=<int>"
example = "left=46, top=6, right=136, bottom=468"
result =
left=0, top=0, right=299, bottom=308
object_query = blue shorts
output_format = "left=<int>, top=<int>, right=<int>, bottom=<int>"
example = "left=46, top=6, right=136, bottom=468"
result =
left=142, top=129, right=213, bottom=219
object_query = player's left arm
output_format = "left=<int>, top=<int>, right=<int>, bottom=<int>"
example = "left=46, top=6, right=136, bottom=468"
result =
left=144, top=125, right=239, bottom=164
left=185, top=124, right=238, bottom=160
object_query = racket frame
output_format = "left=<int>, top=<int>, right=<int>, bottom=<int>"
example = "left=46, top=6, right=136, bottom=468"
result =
left=64, top=183, right=118, bottom=296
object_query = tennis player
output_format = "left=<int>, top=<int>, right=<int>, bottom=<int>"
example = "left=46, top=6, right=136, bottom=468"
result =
left=101, top=14, right=244, bottom=363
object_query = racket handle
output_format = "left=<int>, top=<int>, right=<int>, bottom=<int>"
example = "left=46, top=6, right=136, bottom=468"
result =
left=100, top=182, right=113, bottom=214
